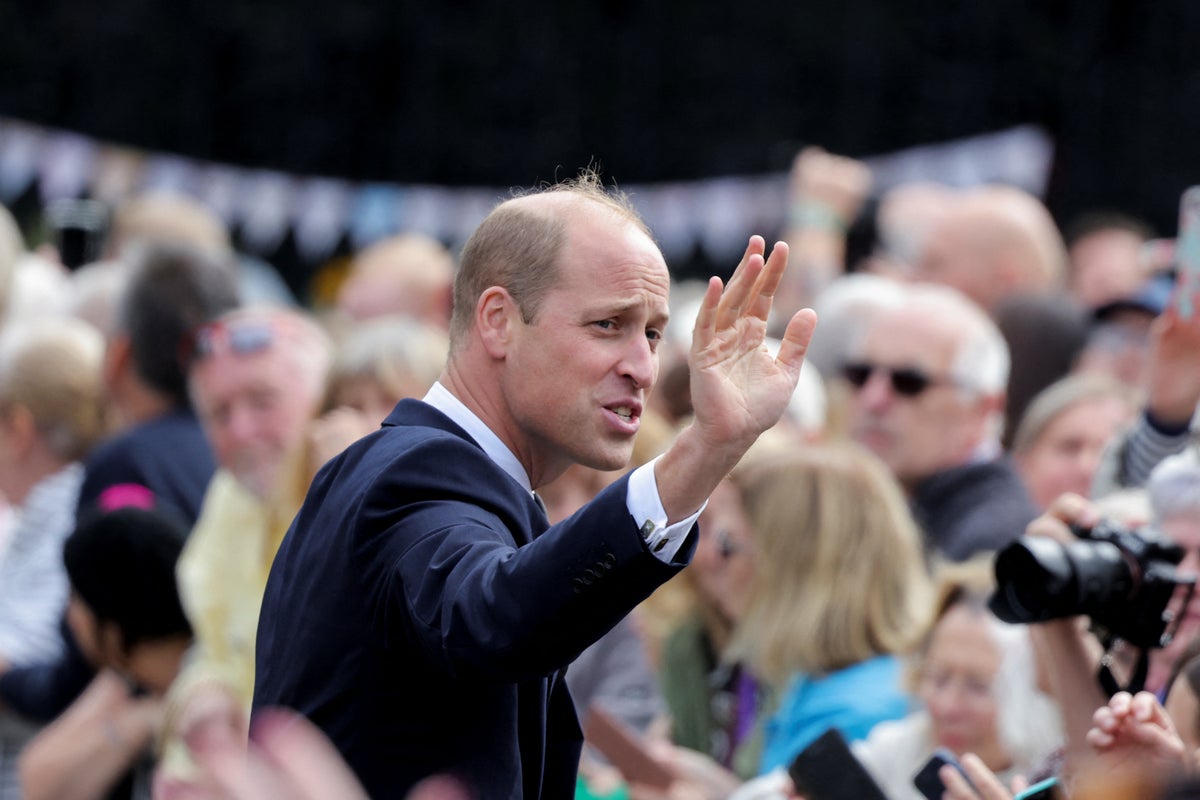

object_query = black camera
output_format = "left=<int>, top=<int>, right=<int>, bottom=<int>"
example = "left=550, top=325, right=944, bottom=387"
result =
left=988, top=520, right=1194, bottom=651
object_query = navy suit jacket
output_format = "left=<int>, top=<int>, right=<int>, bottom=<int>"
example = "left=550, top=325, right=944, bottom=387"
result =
left=254, top=400, right=694, bottom=799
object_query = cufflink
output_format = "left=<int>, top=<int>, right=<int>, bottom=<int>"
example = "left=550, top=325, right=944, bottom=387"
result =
left=639, top=519, right=657, bottom=542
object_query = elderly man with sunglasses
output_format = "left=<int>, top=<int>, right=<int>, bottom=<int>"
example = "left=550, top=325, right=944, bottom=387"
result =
left=153, top=306, right=334, bottom=793
left=842, top=282, right=1038, bottom=561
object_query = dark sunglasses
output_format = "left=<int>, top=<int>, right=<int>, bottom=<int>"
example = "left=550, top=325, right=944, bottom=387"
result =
left=841, top=362, right=957, bottom=398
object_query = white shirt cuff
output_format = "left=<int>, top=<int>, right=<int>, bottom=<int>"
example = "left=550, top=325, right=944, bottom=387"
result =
left=626, top=455, right=704, bottom=563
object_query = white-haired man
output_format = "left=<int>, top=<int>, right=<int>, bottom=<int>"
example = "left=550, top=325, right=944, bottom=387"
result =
left=843, top=283, right=1038, bottom=560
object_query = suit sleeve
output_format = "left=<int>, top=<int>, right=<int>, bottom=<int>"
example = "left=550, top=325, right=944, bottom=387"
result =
left=356, top=437, right=695, bottom=684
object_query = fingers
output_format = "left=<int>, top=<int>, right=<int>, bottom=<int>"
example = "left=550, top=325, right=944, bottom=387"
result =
left=945, top=753, right=1014, bottom=800
left=250, top=710, right=372, bottom=800
left=714, top=236, right=794, bottom=331
left=744, top=241, right=789, bottom=321
left=713, top=237, right=765, bottom=329
left=774, top=309, right=818, bottom=378
left=1026, top=493, right=1097, bottom=543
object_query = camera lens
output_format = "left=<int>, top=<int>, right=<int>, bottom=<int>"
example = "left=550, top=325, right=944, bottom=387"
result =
left=990, top=536, right=1132, bottom=624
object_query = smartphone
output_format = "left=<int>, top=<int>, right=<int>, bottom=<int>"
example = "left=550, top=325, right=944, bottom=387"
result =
left=787, top=727, right=888, bottom=800
left=1013, top=776, right=1060, bottom=800
left=582, top=705, right=674, bottom=790
left=1175, top=186, right=1200, bottom=320
left=913, top=747, right=972, bottom=800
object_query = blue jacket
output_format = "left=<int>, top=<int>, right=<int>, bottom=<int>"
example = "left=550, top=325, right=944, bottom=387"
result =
left=759, top=655, right=911, bottom=774
left=254, top=400, right=693, bottom=799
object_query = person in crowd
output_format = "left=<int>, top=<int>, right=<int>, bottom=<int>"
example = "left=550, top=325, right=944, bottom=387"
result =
left=841, top=281, right=1037, bottom=560
left=18, top=502, right=192, bottom=800
left=1012, top=373, right=1138, bottom=510
left=1076, top=270, right=1175, bottom=389
left=721, top=560, right=1063, bottom=800
left=1089, top=275, right=1200, bottom=497
left=0, top=319, right=108, bottom=798
left=725, top=443, right=935, bottom=774
left=79, top=242, right=242, bottom=521
left=852, top=563, right=1063, bottom=799
left=250, top=173, right=818, bottom=798
left=912, top=184, right=1067, bottom=314
left=154, top=306, right=332, bottom=791
left=0, top=319, right=108, bottom=671
left=1064, top=211, right=1156, bottom=312
left=334, top=233, right=457, bottom=330
left=295, top=316, right=449, bottom=478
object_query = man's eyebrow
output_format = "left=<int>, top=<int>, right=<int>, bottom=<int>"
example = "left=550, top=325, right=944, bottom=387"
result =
left=583, top=299, right=670, bottom=324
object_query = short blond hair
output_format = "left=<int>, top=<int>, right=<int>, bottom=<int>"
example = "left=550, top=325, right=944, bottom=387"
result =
left=0, top=318, right=108, bottom=461
left=728, top=443, right=934, bottom=685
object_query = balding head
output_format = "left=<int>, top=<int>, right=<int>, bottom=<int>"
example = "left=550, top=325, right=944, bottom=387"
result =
left=449, top=175, right=650, bottom=351
left=107, top=192, right=232, bottom=260
left=337, top=234, right=457, bottom=328
left=915, top=185, right=1066, bottom=312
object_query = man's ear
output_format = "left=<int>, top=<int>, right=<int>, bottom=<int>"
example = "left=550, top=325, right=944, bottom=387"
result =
left=476, top=286, right=521, bottom=359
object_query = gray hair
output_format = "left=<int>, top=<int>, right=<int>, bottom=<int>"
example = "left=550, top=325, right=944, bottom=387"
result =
left=1147, top=448, right=1200, bottom=522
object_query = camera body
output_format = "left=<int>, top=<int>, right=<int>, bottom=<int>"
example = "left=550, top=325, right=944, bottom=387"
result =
left=989, top=519, right=1191, bottom=650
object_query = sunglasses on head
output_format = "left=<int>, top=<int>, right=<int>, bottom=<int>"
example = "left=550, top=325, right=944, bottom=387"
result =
left=179, top=319, right=277, bottom=369
left=841, top=362, right=958, bottom=398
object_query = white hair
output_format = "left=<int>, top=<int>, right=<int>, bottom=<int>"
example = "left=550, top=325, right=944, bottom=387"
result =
left=1147, top=448, right=1200, bottom=522
left=902, top=282, right=1011, bottom=395
left=807, top=273, right=907, bottom=378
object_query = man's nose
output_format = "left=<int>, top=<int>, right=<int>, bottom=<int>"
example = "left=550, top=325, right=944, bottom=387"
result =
left=856, top=369, right=895, bottom=411
left=620, top=336, right=657, bottom=389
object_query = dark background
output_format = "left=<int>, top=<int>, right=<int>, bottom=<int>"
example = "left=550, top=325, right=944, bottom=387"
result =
left=2, top=0, right=1199, bottom=289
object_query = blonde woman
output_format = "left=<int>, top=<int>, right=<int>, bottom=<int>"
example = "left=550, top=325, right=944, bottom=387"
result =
left=726, top=443, right=935, bottom=774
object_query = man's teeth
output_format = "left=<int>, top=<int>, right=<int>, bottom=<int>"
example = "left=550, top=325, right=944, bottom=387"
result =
left=614, top=406, right=633, bottom=422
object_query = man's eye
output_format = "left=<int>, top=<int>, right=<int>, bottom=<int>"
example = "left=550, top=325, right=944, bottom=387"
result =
left=594, top=320, right=616, bottom=330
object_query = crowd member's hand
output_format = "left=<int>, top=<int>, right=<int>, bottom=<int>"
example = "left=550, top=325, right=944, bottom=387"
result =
left=1145, top=288, right=1200, bottom=427
left=940, top=753, right=1021, bottom=800
left=622, top=743, right=742, bottom=800
left=1024, top=492, right=1100, bottom=544
left=1085, top=691, right=1187, bottom=774
left=788, top=147, right=872, bottom=231
left=162, top=707, right=465, bottom=800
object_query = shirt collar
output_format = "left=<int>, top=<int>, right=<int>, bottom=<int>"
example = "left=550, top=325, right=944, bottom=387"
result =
left=423, top=381, right=532, bottom=493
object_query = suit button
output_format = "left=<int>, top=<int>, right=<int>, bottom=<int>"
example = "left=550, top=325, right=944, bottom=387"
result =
left=603, top=553, right=617, bottom=567
left=572, top=578, right=586, bottom=594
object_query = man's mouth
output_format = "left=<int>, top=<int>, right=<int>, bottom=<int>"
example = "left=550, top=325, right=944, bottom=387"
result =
left=612, top=406, right=634, bottom=422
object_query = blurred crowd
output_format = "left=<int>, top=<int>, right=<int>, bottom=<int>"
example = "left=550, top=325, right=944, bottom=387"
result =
left=0, top=143, right=1198, bottom=800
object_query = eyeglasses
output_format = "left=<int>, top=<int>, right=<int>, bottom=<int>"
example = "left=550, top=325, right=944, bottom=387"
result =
left=180, top=319, right=277, bottom=369
left=841, top=362, right=959, bottom=398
